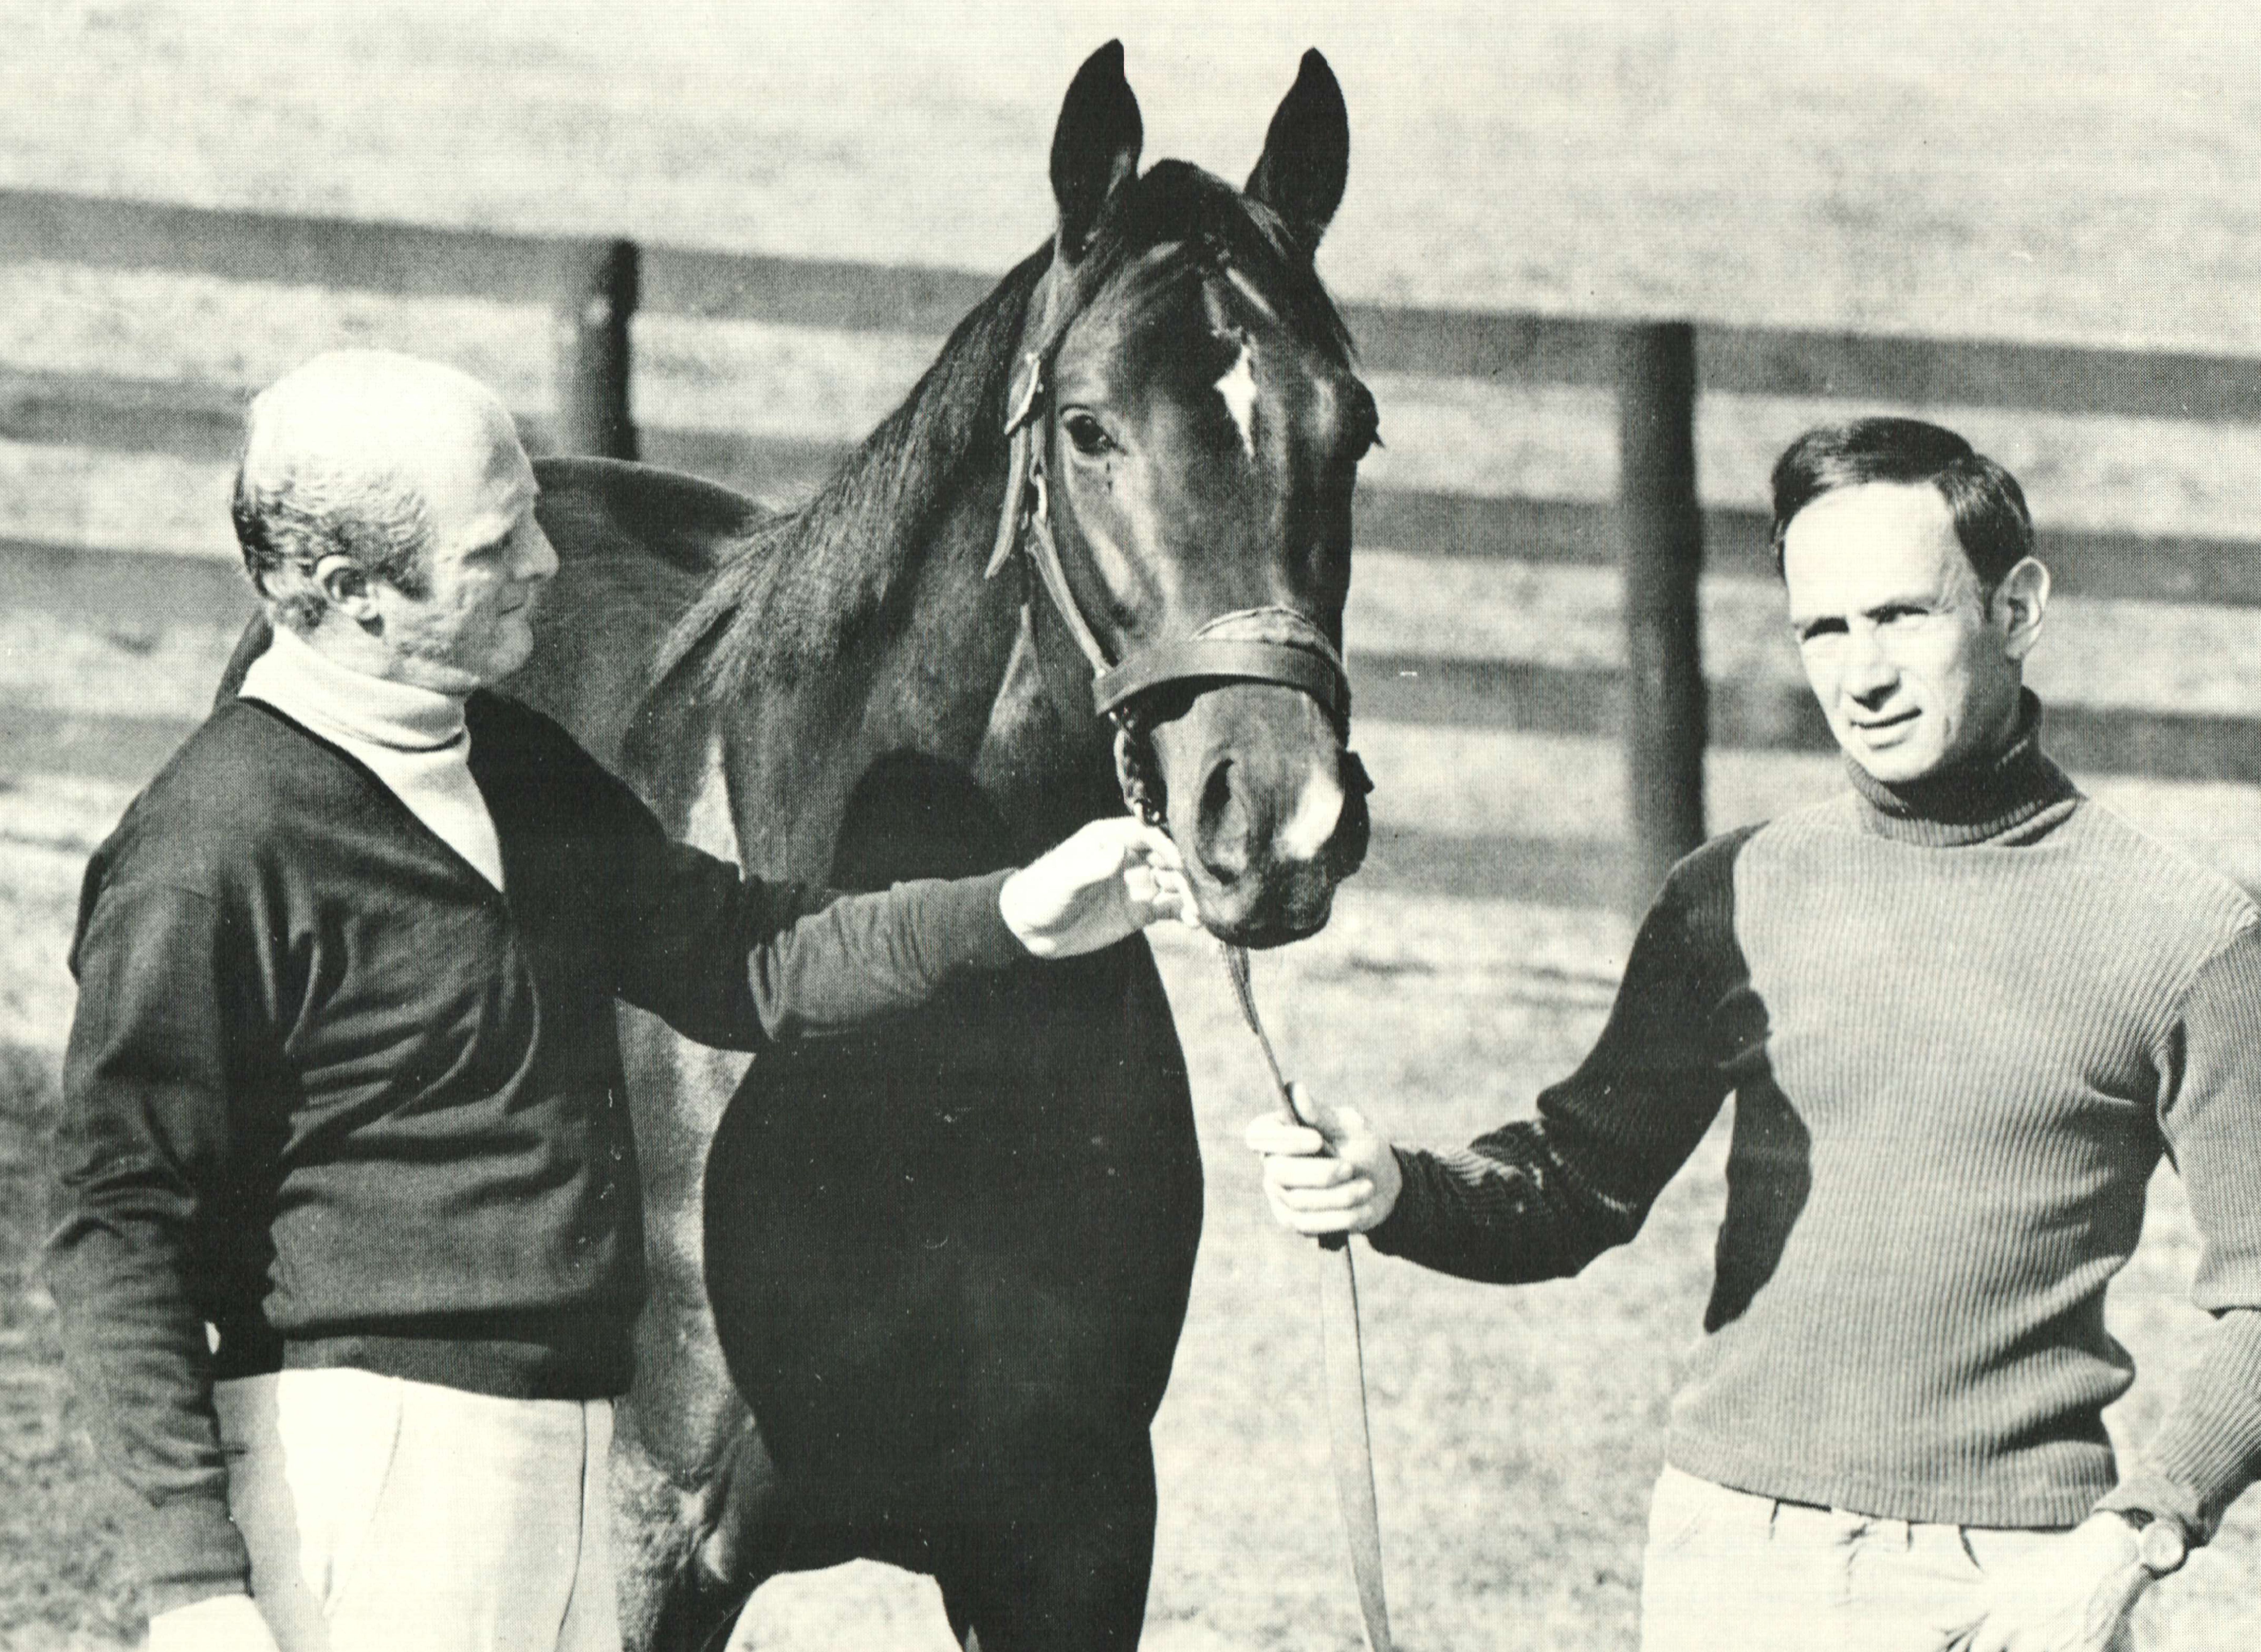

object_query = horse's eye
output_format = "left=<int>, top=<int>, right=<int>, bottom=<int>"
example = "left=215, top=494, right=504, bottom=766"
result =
left=1064, top=413, right=1115, bottom=457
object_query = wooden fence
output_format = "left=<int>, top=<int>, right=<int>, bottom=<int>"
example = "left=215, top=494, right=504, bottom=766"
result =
left=6, top=188, right=2261, bottom=908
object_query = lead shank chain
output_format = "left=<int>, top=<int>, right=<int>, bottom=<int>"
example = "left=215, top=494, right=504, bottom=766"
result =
left=1113, top=705, right=1166, bottom=828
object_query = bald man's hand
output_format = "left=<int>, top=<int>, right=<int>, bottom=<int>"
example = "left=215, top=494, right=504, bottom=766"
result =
left=999, top=817, right=1200, bottom=957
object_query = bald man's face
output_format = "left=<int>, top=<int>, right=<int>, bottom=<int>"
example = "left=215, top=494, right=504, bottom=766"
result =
left=371, top=405, right=557, bottom=691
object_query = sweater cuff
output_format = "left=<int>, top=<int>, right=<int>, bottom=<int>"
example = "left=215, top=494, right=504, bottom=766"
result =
left=139, top=1493, right=253, bottom=1615
left=1366, top=1147, right=1454, bottom=1261
left=2094, top=1307, right=2261, bottom=1544
left=2093, top=1468, right=2210, bottom=1548
left=912, top=869, right=1026, bottom=973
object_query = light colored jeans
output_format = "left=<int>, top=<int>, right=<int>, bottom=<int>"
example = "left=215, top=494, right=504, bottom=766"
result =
left=212, top=1369, right=621, bottom=1652
left=1638, top=1464, right=2134, bottom=1652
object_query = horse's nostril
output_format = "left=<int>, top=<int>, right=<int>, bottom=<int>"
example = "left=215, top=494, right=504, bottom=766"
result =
left=1195, top=756, right=1250, bottom=883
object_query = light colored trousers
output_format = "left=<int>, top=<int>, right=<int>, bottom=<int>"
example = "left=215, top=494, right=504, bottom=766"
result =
left=211, top=1370, right=621, bottom=1652
left=1639, top=1464, right=2134, bottom=1652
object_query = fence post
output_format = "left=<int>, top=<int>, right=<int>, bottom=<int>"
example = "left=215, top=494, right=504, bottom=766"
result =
left=1616, top=321, right=1707, bottom=910
left=556, top=238, right=640, bottom=459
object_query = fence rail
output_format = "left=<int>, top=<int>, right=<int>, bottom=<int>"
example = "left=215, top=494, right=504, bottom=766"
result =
left=17, top=192, right=2261, bottom=421
left=6, top=189, right=2261, bottom=905
left=13, top=364, right=2261, bottom=606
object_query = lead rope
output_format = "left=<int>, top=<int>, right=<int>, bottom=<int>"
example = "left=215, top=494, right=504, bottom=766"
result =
left=1219, top=941, right=1299, bottom=1119
left=1220, top=939, right=1395, bottom=1652
left=1220, top=942, right=1396, bottom=1652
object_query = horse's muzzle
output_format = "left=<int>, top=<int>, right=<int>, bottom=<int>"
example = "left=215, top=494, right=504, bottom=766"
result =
left=1179, top=740, right=1371, bottom=949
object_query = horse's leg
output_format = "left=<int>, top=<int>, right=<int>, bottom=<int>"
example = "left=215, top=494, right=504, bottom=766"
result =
left=611, top=1011, right=777, bottom=1652
left=612, top=1395, right=782, bottom=1652
left=936, top=1434, right=1159, bottom=1652
left=612, top=1399, right=778, bottom=1652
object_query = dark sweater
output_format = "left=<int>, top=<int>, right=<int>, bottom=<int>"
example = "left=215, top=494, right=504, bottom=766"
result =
left=1374, top=709, right=2261, bottom=1540
left=46, top=692, right=1025, bottom=1609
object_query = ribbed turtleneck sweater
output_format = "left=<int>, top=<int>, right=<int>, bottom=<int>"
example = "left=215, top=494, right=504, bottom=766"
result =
left=240, top=623, right=505, bottom=891
left=1375, top=697, right=2261, bottom=1541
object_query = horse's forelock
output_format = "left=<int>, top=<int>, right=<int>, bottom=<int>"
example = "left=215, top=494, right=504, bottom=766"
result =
left=1075, top=161, right=1354, bottom=368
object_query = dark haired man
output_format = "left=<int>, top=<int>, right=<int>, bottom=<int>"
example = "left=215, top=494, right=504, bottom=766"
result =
left=47, top=350, right=1199, bottom=1652
left=1249, top=417, right=2261, bottom=1651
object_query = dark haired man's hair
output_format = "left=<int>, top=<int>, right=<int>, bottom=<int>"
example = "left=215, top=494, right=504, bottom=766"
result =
left=1768, top=417, right=2034, bottom=593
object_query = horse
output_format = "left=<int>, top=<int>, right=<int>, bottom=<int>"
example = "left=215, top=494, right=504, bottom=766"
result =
left=505, top=41, right=1377, bottom=1651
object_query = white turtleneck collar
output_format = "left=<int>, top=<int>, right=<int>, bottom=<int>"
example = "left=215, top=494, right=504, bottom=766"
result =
left=241, top=622, right=466, bottom=751
left=241, top=624, right=507, bottom=892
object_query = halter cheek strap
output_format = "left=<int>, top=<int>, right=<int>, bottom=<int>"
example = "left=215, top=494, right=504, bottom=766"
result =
left=988, top=363, right=1117, bottom=680
left=984, top=273, right=1354, bottom=730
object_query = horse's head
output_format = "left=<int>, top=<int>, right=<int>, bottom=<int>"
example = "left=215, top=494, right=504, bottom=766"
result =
left=998, top=42, right=1375, bottom=948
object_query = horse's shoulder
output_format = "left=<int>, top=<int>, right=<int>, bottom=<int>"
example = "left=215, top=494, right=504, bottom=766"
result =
left=533, top=456, right=768, bottom=580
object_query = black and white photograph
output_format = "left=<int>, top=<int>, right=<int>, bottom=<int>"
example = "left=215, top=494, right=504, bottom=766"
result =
left=2, top=4, right=2259, bottom=1649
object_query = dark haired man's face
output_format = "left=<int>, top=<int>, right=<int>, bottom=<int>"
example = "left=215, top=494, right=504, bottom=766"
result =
left=1782, top=481, right=2025, bottom=785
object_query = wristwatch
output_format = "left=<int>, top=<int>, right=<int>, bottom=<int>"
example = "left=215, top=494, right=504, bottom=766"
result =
left=2112, top=1509, right=2190, bottom=1578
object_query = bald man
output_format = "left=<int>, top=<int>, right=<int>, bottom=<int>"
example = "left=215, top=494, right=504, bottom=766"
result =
left=46, top=351, right=1195, bottom=1652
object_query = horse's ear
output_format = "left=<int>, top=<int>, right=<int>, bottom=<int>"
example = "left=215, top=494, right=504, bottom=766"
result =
left=1051, top=39, right=1143, bottom=263
left=1246, top=49, right=1348, bottom=254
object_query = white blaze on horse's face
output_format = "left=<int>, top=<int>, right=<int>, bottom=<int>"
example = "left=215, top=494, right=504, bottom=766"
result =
left=1214, top=342, right=1258, bottom=460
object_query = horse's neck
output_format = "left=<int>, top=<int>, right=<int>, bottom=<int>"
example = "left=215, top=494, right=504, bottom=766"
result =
left=718, top=472, right=1114, bottom=880
left=969, top=575, right=1129, bottom=851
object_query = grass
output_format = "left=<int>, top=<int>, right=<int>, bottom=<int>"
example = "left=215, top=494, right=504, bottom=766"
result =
left=0, top=1029, right=139, bottom=1648
left=10, top=3, right=2261, bottom=354
left=0, top=821, right=148, bottom=1648
left=6, top=858, right=2255, bottom=1650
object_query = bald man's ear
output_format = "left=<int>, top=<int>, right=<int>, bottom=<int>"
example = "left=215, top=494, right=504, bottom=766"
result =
left=313, top=556, right=382, bottom=628
left=1992, top=556, right=2050, bottom=662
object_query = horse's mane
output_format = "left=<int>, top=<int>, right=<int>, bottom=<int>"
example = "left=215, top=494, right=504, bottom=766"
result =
left=663, top=160, right=1354, bottom=705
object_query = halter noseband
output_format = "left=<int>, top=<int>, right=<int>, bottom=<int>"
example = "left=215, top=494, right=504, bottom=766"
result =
left=984, top=259, right=1355, bottom=823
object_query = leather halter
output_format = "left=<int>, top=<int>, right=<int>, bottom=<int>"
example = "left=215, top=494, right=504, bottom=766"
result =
left=984, top=262, right=1355, bottom=733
